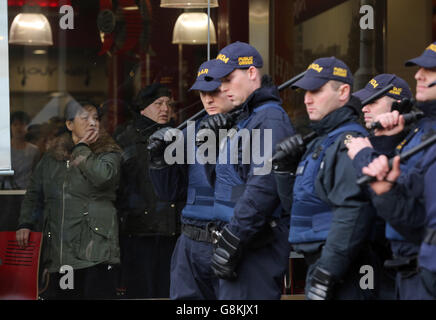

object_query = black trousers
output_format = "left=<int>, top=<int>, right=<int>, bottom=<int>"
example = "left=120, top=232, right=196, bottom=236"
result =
left=41, top=264, right=118, bottom=300
left=118, top=234, right=177, bottom=299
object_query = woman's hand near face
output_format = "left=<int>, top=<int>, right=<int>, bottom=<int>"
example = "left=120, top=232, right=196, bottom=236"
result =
left=78, top=127, right=99, bottom=145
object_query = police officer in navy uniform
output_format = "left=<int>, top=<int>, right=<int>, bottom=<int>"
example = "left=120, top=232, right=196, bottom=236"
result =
left=147, top=59, right=234, bottom=299
left=354, top=74, right=413, bottom=129
left=348, top=42, right=436, bottom=299
left=347, top=74, right=414, bottom=167
left=273, top=57, right=379, bottom=300
left=346, top=74, right=414, bottom=300
left=196, top=42, right=295, bottom=299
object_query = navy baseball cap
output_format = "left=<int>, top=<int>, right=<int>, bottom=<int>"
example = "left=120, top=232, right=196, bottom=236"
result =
left=291, top=57, right=353, bottom=91
left=189, top=59, right=222, bottom=92
left=405, top=42, right=436, bottom=68
left=207, top=41, right=263, bottom=79
left=353, top=74, right=413, bottom=103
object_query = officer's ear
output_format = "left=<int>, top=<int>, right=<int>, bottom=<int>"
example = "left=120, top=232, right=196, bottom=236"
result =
left=247, top=66, right=258, bottom=81
left=338, top=84, right=351, bottom=103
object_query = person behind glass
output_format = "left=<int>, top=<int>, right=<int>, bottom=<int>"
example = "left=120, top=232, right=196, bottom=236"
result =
left=273, top=57, right=378, bottom=300
left=147, top=59, right=234, bottom=300
left=196, top=42, right=295, bottom=300
left=16, top=100, right=122, bottom=300
left=0, top=111, right=40, bottom=190
left=113, top=83, right=184, bottom=299
left=346, top=42, right=436, bottom=300
left=25, top=124, right=44, bottom=153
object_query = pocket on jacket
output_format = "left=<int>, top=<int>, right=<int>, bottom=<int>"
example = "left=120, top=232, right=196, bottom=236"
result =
left=76, top=202, right=117, bottom=262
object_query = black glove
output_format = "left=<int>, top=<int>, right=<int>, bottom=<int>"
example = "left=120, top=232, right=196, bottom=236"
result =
left=391, top=98, right=414, bottom=114
left=211, top=226, right=242, bottom=281
left=147, top=127, right=175, bottom=169
left=272, top=134, right=306, bottom=173
left=196, top=113, right=236, bottom=148
left=306, top=266, right=336, bottom=300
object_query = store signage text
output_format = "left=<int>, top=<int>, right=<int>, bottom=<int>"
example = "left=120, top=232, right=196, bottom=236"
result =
left=16, top=65, right=91, bottom=87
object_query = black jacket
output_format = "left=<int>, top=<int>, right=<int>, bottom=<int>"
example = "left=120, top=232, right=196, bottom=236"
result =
left=311, top=98, right=376, bottom=279
left=114, top=116, right=184, bottom=236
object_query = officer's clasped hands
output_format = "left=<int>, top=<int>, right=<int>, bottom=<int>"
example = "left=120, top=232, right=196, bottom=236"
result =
left=362, top=155, right=401, bottom=195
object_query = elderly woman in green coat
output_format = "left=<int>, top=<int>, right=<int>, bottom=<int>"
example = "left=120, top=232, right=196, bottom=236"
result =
left=16, top=100, right=122, bottom=299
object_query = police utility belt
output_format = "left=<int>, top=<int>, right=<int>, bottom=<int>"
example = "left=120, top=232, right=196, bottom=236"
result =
left=181, top=218, right=282, bottom=248
left=382, top=227, right=436, bottom=273
left=384, top=256, right=418, bottom=273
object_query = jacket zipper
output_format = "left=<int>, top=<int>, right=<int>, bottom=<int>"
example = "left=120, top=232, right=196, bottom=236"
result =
left=60, top=160, right=70, bottom=266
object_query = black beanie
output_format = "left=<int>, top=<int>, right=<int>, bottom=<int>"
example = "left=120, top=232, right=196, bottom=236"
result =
left=134, top=83, right=171, bottom=113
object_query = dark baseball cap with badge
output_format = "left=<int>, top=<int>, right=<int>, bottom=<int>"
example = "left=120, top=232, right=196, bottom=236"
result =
left=291, top=57, right=353, bottom=91
left=189, top=59, right=222, bottom=92
left=405, top=42, right=436, bottom=68
left=353, top=74, right=413, bottom=103
left=207, top=41, right=264, bottom=79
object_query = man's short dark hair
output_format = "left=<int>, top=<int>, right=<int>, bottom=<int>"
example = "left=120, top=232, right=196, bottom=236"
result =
left=10, top=111, right=30, bottom=125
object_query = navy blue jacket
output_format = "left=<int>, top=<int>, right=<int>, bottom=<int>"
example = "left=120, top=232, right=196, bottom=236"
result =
left=294, top=98, right=375, bottom=279
left=421, top=145, right=436, bottom=296
left=368, top=101, right=436, bottom=246
left=352, top=133, right=408, bottom=176
left=216, top=78, right=295, bottom=243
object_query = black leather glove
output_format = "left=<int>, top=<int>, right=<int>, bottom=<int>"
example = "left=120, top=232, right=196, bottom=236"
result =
left=306, top=266, right=336, bottom=300
left=196, top=113, right=236, bottom=148
left=391, top=98, right=414, bottom=114
left=211, top=226, right=242, bottom=281
left=272, top=134, right=306, bottom=173
left=147, top=127, right=175, bottom=169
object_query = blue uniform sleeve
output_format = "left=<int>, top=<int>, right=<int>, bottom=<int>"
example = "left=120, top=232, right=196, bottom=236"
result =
left=352, top=147, right=380, bottom=177
left=370, top=134, right=404, bottom=156
left=316, top=132, right=376, bottom=280
left=352, top=133, right=404, bottom=177
left=370, top=144, right=436, bottom=243
left=274, top=172, right=295, bottom=215
left=228, top=107, right=295, bottom=242
left=420, top=155, right=436, bottom=296
left=424, top=146, right=436, bottom=229
left=371, top=184, right=425, bottom=243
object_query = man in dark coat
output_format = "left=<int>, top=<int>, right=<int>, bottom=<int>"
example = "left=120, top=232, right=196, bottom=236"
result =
left=114, top=83, right=184, bottom=298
